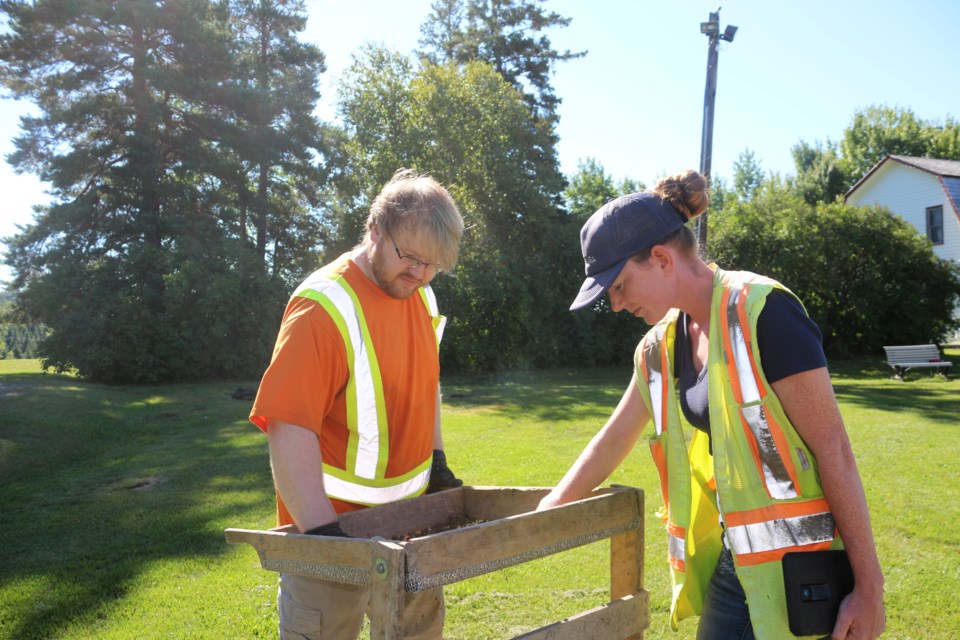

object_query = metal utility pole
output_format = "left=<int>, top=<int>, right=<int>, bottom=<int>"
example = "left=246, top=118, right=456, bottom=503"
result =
left=696, top=7, right=737, bottom=248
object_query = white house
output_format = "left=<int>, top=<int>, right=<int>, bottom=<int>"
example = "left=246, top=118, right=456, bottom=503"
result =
left=845, top=154, right=960, bottom=261
left=845, top=154, right=960, bottom=343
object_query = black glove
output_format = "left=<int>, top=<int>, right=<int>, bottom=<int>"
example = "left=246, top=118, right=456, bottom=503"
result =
left=427, top=449, right=464, bottom=493
left=303, top=521, right=349, bottom=537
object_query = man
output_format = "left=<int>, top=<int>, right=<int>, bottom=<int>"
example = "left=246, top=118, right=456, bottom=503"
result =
left=250, top=169, right=465, bottom=639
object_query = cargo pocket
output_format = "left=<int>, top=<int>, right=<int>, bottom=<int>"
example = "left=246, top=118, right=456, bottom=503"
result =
left=278, top=573, right=367, bottom=640
left=278, top=585, right=323, bottom=639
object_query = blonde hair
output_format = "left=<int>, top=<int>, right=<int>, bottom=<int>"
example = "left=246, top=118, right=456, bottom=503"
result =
left=365, top=168, right=465, bottom=273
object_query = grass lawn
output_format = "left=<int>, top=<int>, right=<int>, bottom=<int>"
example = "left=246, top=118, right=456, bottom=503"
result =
left=1, top=349, right=957, bottom=639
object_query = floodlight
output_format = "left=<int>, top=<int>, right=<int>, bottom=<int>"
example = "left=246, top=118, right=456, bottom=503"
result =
left=700, top=21, right=719, bottom=35
left=720, top=25, right=738, bottom=42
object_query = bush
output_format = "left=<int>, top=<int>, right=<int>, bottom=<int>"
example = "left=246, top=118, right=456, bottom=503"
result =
left=23, top=218, right=287, bottom=383
left=710, top=192, right=960, bottom=356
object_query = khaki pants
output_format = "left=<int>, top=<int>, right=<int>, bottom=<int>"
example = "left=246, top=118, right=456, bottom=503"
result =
left=277, top=572, right=445, bottom=640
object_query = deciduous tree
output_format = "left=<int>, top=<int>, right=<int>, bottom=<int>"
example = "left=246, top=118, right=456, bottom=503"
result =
left=336, top=49, right=593, bottom=370
left=840, top=105, right=932, bottom=179
left=790, top=139, right=848, bottom=205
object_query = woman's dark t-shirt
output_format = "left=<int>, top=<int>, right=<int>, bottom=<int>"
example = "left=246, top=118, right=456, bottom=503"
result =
left=676, top=290, right=827, bottom=434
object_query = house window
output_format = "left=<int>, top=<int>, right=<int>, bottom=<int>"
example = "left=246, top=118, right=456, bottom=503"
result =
left=926, top=206, right=944, bottom=245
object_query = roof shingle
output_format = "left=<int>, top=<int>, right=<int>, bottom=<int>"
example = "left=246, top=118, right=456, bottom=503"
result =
left=888, top=155, right=960, bottom=178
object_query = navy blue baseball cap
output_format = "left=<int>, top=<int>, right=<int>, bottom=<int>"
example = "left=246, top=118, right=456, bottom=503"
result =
left=570, top=192, right=688, bottom=311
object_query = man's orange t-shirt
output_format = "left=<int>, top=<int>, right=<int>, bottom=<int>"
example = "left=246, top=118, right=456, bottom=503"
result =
left=250, top=254, right=440, bottom=524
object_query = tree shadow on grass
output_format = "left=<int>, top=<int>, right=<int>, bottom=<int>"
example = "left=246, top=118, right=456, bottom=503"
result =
left=828, top=358, right=959, bottom=429
left=441, top=367, right=633, bottom=423
left=0, top=372, right=274, bottom=640
left=440, top=359, right=959, bottom=430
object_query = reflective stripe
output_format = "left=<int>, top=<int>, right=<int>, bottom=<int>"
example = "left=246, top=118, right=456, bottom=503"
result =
left=725, top=499, right=836, bottom=563
left=738, top=405, right=797, bottom=500
left=644, top=326, right=688, bottom=569
left=294, top=272, right=435, bottom=506
left=323, top=464, right=431, bottom=506
left=296, top=275, right=383, bottom=480
left=725, top=287, right=762, bottom=404
left=642, top=332, right=670, bottom=504
left=668, top=521, right=687, bottom=572
left=420, top=284, right=439, bottom=316
left=648, top=365, right=664, bottom=435
left=643, top=325, right=667, bottom=436
left=419, top=285, right=446, bottom=345
left=721, top=285, right=800, bottom=500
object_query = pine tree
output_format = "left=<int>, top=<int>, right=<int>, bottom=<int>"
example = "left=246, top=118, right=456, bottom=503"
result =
left=0, top=0, right=328, bottom=381
left=226, top=0, right=328, bottom=279
left=418, top=0, right=584, bottom=119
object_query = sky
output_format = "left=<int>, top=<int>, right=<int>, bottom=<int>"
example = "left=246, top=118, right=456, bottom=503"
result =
left=2, top=0, right=959, bottom=283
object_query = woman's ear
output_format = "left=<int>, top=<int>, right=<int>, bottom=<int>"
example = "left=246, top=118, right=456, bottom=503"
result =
left=649, top=244, right=674, bottom=272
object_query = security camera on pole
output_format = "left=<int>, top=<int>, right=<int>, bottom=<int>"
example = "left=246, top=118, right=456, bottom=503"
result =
left=696, top=7, right=737, bottom=248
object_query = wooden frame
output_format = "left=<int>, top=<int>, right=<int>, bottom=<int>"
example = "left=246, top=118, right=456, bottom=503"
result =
left=225, top=485, right=648, bottom=639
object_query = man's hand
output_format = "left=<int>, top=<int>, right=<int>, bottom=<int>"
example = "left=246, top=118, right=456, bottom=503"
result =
left=303, top=521, right=350, bottom=537
left=427, top=449, right=463, bottom=493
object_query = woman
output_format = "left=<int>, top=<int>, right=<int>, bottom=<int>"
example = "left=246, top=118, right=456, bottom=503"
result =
left=539, top=170, right=885, bottom=640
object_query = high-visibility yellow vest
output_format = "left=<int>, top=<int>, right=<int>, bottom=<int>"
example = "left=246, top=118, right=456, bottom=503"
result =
left=293, top=270, right=445, bottom=506
left=635, top=267, right=842, bottom=639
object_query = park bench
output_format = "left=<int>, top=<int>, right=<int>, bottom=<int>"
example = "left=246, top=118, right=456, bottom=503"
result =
left=882, top=344, right=952, bottom=381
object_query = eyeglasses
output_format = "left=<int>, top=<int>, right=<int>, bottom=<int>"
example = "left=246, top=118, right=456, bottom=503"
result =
left=388, top=234, right=442, bottom=274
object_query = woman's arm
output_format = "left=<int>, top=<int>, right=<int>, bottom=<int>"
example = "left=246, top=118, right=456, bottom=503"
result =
left=538, top=372, right=650, bottom=509
left=772, top=368, right=886, bottom=640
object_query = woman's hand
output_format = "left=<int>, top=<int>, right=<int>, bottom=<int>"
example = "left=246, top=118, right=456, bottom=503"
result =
left=536, top=491, right=567, bottom=512
left=535, top=373, right=649, bottom=513
left=832, top=585, right=886, bottom=639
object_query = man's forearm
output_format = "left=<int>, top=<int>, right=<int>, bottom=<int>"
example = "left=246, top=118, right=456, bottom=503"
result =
left=267, top=419, right=339, bottom=532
